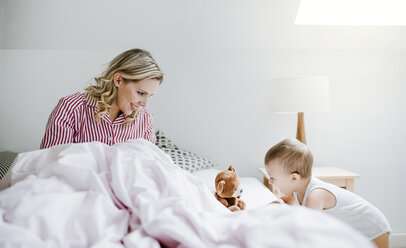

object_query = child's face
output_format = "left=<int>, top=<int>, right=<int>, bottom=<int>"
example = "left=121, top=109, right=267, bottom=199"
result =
left=265, top=160, right=295, bottom=196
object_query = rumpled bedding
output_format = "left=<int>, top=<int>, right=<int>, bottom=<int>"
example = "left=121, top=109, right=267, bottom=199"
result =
left=0, top=139, right=373, bottom=247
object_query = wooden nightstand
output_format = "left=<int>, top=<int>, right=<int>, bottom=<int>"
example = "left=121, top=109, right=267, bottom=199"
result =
left=258, top=167, right=360, bottom=193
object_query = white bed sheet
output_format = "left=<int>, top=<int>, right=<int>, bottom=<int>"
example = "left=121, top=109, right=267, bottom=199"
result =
left=0, top=139, right=374, bottom=248
left=192, top=168, right=278, bottom=209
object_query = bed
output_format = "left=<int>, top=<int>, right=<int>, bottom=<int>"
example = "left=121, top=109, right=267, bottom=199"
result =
left=0, top=132, right=374, bottom=247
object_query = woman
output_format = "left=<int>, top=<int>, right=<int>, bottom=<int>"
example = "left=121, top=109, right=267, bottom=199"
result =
left=40, top=48, right=163, bottom=149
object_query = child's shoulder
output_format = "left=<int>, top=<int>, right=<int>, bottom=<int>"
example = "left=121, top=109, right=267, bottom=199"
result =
left=307, top=188, right=336, bottom=210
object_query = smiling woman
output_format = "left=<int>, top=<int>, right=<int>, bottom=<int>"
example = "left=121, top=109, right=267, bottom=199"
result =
left=40, top=48, right=163, bottom=149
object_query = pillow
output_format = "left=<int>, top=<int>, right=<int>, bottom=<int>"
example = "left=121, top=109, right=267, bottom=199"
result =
left=192, top=168, right=221, bottom=192
left=155, top=130, right=218, bottom=172
left=0, top=151, right=18, bottom=190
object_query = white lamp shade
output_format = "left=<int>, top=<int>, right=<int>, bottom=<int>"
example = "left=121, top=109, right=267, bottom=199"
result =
left=270, top=76, right=330, bottom=113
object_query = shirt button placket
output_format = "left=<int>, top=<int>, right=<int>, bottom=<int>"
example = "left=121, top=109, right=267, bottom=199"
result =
left=112, top=125, right=117, bottom=145
left=109, top=125, right=113, bottom=145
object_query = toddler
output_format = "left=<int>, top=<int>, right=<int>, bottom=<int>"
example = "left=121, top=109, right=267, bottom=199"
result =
left=264, top=138, right=391, bottom=248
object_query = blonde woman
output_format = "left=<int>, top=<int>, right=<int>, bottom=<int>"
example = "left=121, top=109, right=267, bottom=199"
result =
left=40, top=48, right=163, bottom=149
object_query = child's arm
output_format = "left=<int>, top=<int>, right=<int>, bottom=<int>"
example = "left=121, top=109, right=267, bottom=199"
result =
left=268, top=194, right=298, bottom=205
left=305, top=189, right=335, bottom=210
left=268, top=199, right=285, bottom=204
left=281, top=193, right=300, bottom=205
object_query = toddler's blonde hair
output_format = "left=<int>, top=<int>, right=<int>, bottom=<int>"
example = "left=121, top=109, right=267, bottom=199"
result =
left=264, top=138, right=313, bottom=178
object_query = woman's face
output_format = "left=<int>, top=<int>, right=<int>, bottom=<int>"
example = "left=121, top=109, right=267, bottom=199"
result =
left=114, top=74, right=160, bottom=116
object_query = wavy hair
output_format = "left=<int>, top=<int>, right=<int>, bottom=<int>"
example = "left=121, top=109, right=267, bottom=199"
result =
left=85, top=48, right=163, bottom=124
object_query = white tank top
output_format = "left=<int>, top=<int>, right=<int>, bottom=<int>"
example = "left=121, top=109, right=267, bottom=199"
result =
left=294, top=177, right=391, bottom=239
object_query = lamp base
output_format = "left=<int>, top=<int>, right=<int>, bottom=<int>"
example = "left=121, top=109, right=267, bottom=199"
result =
left=296, top=112, right=307, bottom=144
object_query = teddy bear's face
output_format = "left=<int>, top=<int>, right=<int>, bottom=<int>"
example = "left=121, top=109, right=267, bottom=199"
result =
left=215, top=166, right=242, bottom=198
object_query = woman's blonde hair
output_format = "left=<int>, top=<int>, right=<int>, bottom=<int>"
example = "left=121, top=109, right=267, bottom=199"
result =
left=264, top=138, right=313, bottom=178
left=85, top=48, right=163, bottom=124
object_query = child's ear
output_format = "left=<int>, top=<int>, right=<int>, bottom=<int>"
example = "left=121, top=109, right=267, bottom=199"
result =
left=290, top=173, right=300, bottom=183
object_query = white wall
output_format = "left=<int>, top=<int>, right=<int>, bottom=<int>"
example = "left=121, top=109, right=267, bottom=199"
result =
left=0, top=0, right=4, bottom=48
left=0, top=0, right=5, bottom=98
left=1, top=0, right=405, bottom=233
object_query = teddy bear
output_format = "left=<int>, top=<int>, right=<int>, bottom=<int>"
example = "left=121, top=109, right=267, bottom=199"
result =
left=214, top=165, right=246, bottom=211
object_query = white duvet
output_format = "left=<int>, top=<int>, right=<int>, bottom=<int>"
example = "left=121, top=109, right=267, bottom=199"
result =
left=0, top=139, right=373, bottom=248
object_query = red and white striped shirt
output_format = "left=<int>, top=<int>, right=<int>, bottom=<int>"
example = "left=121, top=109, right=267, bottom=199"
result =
left=40, top=92, right=155, bottom=149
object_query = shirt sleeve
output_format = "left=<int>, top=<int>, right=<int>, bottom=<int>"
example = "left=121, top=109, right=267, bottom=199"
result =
left=142, top=112, right=156, bottom=144
left=40, top=97, right=76, bottom=149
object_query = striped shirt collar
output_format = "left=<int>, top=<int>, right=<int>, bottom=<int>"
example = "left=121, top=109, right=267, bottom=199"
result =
left=83, top=92, right=127, bottom=124
left=84, top=92, right=98, bottom=108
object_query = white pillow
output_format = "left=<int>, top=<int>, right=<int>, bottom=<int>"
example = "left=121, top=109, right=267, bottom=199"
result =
left=192, top=168, right=277, bottom=210
left=192, top=168, right=221, bottom=193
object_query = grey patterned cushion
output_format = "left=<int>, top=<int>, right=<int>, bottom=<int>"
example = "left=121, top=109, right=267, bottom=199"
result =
left=155, top=130, right=217, bottom=172
left=0, top=151, right=18, bottom=190
left=0, top=151, right=17, bottom=180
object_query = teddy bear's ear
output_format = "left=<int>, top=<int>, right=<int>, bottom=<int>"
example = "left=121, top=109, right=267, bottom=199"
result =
left=217, top=180, right=225, bottom=193
left=228, top=165, right=235, bottom=172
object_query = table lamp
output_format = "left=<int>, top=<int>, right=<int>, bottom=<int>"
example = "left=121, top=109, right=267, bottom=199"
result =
left=270, top=76, right=330, bottom=144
